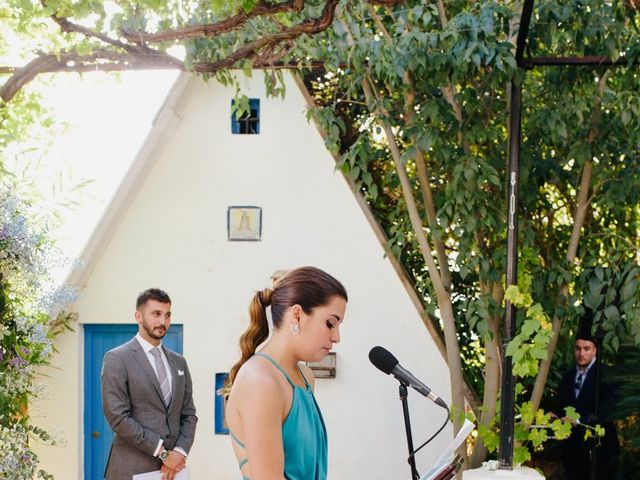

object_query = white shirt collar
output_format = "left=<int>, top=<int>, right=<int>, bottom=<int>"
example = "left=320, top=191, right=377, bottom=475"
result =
left=136, top=333, right=163, bottom=353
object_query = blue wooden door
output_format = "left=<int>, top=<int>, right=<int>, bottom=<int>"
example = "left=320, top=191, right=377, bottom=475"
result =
left=84, top=324, right=183, bottom=480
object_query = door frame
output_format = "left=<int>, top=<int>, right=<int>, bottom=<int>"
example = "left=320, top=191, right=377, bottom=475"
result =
left=83, top=323, right=183, bottom=479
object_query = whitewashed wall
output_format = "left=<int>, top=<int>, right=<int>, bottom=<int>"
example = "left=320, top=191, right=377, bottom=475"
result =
left=34, top=72, right=452, bottom=479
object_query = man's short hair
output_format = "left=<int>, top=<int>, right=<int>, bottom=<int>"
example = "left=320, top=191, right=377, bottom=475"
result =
left=136, top=288, right=171, bottom=309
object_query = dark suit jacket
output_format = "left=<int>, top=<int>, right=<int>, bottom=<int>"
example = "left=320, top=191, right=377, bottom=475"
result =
left=101, top=337, right=198, bottom=479
left=557, top=362, right=618, bottom=478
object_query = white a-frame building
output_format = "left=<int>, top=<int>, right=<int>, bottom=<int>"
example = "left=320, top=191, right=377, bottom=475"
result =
left=35, top=71, right=453, bottom=479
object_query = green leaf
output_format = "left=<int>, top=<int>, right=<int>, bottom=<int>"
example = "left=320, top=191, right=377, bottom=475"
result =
left=459, top=265, right=469, bottom=280
left=241, top=0, right=258, bottom=13
left=553, top=420, right=572, bottom=440
left=528, top=427, right=548, bottom=447
left=514, top=445, right=531, bottom=464
left=520, top=402, right=535, bottom=425
left=564, top=406, right=580, bottom=423
left=604, top=305, right=620, bottom=322
left=621, top=279, right=638, bottom=302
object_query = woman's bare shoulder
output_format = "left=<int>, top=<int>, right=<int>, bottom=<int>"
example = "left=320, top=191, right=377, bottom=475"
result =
left=229, top=356, right=282, bottom=400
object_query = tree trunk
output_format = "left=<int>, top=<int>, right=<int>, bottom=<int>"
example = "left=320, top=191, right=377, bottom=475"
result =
left=469, top=281, right=504, bottom=467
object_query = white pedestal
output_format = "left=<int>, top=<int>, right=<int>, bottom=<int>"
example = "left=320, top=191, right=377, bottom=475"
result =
left=462, top=465, right=545, bottom=480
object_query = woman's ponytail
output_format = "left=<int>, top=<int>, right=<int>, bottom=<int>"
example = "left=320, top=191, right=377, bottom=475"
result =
left=221, top=288, right=272, bottom=397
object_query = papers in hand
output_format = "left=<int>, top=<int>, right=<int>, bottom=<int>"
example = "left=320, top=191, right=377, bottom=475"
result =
left=420, top=419, right=475, bottom=480
left=132, top=466, right=190, bottom=480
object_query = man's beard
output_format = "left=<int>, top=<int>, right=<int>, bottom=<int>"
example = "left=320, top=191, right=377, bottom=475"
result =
left=144, top=323, right=167, bottom=340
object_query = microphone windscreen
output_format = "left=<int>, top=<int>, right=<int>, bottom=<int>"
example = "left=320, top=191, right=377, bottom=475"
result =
left=369, top=346, right=399, bottom=375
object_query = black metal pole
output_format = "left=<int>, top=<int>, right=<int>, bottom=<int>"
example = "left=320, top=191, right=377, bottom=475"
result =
left=515, top=0, right=535, bottom=66
left=399, top=384, right=420, bottom=480
left=498, top=79, right=522, bottom=469
left=495, top=0, right=532, bottom=469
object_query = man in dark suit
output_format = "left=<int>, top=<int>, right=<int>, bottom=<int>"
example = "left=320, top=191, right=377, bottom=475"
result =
left=101, top=288, right=198, bottom=480
left=557, top=330, right=618, bottom=480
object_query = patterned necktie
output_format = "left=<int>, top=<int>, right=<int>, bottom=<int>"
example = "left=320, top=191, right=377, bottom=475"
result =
left=574, top=371, right=585, bottom=398
left=150, top=347, right=172, bottom=407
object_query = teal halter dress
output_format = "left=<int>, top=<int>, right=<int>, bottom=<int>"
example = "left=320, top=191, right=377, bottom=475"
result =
left=230, top=353, right=328, bottom=480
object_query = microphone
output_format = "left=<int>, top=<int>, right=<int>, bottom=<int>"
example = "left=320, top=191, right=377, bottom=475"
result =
left=369, top=346, right=448, bottom=409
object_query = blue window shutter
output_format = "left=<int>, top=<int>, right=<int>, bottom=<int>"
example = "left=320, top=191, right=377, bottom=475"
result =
left=231, top=100, right=240, bottom=134
left=250, top=98, right=260, bottom=134
left=214, top=372, right=230, bottom=434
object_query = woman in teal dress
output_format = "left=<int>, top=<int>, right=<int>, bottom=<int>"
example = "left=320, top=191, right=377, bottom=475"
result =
left=222, top=266, right=348, bottom=480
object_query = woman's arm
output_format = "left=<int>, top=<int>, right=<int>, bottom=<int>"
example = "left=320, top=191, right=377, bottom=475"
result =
left=233, top=364, right=288, bottom=480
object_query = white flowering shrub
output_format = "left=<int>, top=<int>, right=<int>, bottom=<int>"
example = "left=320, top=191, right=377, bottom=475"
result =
left=0, top=186, right=77, bottom=480
left=0, top=421, right=53, bottom=480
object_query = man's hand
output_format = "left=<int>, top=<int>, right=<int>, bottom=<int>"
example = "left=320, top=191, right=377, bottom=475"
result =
left=160, top=463, right=177, bottom=480
left=560, top=415, right=579, bottom=426
left=160, top=450, right=186, bottom=479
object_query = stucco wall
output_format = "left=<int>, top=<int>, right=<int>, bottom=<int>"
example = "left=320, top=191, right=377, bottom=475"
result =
left=34, top=72, right=453, bottom=479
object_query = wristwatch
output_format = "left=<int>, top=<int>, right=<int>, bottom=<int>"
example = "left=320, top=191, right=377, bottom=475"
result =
left=159, top=448, right=170, bottom=461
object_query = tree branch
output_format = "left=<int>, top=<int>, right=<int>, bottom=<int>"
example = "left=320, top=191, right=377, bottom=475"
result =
left=121, top=0, right=307, bottom=43
left=402, top=74, right=453, bottom=290
left=1, top=54, right=59, bottom=103
left=120, top=0, right=403, bottom=45
left=192, top=0, right=340, bottom=73
left=367, top=5, right=453, bottom=290
left=365, top=74, right=467, bottom=438
left=367, top=4, right=393, bottom=41
left=470, top=283, right=503, bottom=468
left=436, top=0, right=471, bottom=154
left=1, top=1, right=339, bottom=104
left=436, top=0, right=448, bottom=27
left=1, top=0, right=404, bottom=104
left=51, top=15, right=136, bottom=53
left=1, top=49, right=183, bottom=103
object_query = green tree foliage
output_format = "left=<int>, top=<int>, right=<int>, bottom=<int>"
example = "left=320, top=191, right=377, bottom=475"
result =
left=608, top=344, right=640, bottom=476
left=290, top=0, right=640, bottom=465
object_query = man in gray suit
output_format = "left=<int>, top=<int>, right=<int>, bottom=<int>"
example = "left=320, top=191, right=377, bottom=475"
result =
left=101, top=288, right=198, bottom=480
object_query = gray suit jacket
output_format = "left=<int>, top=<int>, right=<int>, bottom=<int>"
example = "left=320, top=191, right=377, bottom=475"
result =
left=101, top=337, right=198, bottom=479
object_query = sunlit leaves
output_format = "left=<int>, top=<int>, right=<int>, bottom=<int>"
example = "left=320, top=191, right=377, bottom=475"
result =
left=474, top=400, right=595, bottom=465
left=505, top=283, right=554, bottom=377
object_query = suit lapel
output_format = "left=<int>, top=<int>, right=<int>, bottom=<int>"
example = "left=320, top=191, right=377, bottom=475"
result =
left=129, top=338, right=166, bottom=407
left=163, top=347, right=184, bottom=410
left=163, top=346, right=176, bottom=408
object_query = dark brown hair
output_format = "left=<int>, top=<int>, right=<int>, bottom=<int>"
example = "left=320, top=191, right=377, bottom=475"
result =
left=223, top=266, right=347, bottom=396
left=136, top=288, right=171, bottom=309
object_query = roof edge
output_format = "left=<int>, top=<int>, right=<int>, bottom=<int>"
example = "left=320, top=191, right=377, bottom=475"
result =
left=66, top=72, right=193, bottom=290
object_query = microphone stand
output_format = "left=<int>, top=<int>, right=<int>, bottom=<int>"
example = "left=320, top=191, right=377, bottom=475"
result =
left=399, top=383, right=420, bottom=480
